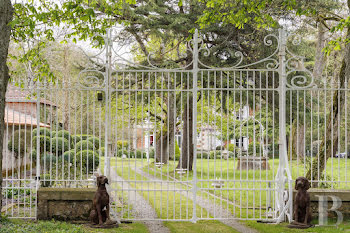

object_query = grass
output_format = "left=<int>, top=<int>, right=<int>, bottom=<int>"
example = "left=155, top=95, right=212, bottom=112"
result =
left=102, top=157, right=240, bottom=232
left=165, top=220, right=238, bottom=233
left=0, top=217, right=148, bottom=233
left=243, top=220, right=350, bottom=233
left=138, top=156, right=350, bottom=219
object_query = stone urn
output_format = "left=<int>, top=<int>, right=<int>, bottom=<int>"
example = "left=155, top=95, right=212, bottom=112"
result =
left=236, top=156, right=270, bottom=170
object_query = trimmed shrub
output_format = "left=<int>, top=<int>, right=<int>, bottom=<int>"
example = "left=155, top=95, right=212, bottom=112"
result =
left=41, top=174, right=54, bottom=187
left=61, top=150, right=76, bottom=162
left=32, top=127, right=55, bottom=137
left=149, top=149, right=155, bottom=159
left=75, top=140, right=95, bottom=152
left=75, top=150, right=99, bottom=173
left=50, top=137, right=70, bottom=155
left=135, top=150, right=147, bottom=158
left=117, top=140, right=129, bottom=150
left=87, top=137, right=100, bottom=149
left=29, top=150, right=37, bottom=162
left=197, top=151, right=210, bottom=159
left=248, top=142, right=262, bottom=155
left=73, top=134, right=93, bottom=143
left=41, top=153, right=57, bottom=165
left=227, top=144, right=235, bottom=152
left=174, top=141, right=181, bottom=160
left=215, top=145, right=225, bottom=151
left=8, top=129, right=32, bottom=158
left=55, top=130, right=71, bottom=141
left=32, top=135, right=51, bottom=152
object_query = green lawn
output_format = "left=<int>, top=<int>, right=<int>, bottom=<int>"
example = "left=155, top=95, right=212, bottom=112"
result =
left=0, top=217, right=148, bottom=233
left=243, top=220, right=350, bottom=233
left=101, top=157, right=240, bottom=232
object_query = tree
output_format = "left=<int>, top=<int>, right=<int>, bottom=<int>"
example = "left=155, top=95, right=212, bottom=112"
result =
left=0, top=0, right=13, bottom=215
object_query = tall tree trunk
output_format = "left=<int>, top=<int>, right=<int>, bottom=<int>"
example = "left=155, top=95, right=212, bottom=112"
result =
left=155, top=92, right=175, bottom=164
left=0, top=0, right=13, bottom=215
left=313, top=23, right=327, bottom=79
left=177, top=96, right=194, bottom=171
left=306, top=25, right=350, bottom=186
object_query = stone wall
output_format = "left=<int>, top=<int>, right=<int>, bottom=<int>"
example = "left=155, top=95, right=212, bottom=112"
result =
left=294, top=189, right=350, bottom=220
left=37, top=188, right=95, bottom=221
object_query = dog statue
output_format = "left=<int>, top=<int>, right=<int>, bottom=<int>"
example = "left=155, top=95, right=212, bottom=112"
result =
left=90, top=175, right=117, bottom=227
left=288, top=176, right=312, bottom=228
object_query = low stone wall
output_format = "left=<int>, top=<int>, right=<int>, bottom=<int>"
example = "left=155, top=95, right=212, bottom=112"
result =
left=37, top=188, right=95, bottom=221
left=294, top=189, right=350, bottom=220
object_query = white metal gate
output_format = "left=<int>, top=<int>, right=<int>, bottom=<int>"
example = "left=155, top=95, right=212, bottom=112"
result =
left=4, top=28, right=326, bottom=222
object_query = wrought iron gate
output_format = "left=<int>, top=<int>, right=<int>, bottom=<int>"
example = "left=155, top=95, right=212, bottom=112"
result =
left=3, top=28, right=314, bottom=222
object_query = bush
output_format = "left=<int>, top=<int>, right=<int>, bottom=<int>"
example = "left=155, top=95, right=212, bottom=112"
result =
left=55, top=130, right=71, bottom=141
left=117, top=140, right=129, bottom=150
left=73, top=134, right=93, bottom=143
left=32, top=127, right=55, bottom=137
left=41, top=152, right=58, bottom=165
left=149, top=148, right=155, bottom=158
left=8, top=129, right=32, bottom=158
left=175, top=141, right=181, bottom=160
left=98, top=147, right=105, bottom=156
left=62, top=150, right=76, bottom=162
left=75, top=140, right=95, bottom=152
left=87, top=137, right=100, bottom=149
left=32, top=135, right=51, bottom=152
left=29, top=150, right=37, bottom=162
left=248, top=142, right=262, bottom=155
left=215, top=145, right=225, bottom=150
left=197, top=151, right=210, bottom=159
left=227, top=144, right=235, bottom=152
left=50, top=137, right=70, bottom=155
left=135, top=150, right=147, bottom=159
left=74, top=150, right=99, bottom=173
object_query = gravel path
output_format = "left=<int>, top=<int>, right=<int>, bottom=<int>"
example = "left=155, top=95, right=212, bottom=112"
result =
left=109, top=168, right=171, bottom=233
left=133, top=166, right=258, bottom=233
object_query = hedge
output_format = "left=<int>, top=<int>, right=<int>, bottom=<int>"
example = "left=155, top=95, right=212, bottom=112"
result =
left=75, top=140, right=95, bottom=152
left=248, top=142, right=262, bottom=155
left=62, top=150, right=76, bottom=162
left=32, top=128, right=55, bottom=138
left=73, top=134, right=93, bottom=143
left=32, top=135, right=51, bottom=152
left=117, top=140, right=129, bottom=149
left=74, top=150, right=99, bottom=173
left=41, top=153, right=57, bottom=165
left=87, top=137, right=100, bottom=149
left=8, top=129, right=32, bottom=158
left=50, top=137, right=70, bottom=155
left=227, top=144, right=235, bottom=152
left=55, top=130, right=71, bottom=141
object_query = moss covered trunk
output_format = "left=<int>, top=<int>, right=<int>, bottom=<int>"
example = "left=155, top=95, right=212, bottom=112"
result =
left=306, top=26, right=350, bottom=186
left=155, top=92, right=175, bottom=164
left=0, top=0, right=13, bottom=214
left=176, top=96, right=194, bottom=171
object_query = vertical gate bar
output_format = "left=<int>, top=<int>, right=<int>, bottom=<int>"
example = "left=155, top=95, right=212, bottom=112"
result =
left=104, top=29, right=111, bottom=179
left=35, top=87, right=41, bottom=219
left=191, top=29, right=199, bottom=223
left=276, top=29, right=292, bottom=223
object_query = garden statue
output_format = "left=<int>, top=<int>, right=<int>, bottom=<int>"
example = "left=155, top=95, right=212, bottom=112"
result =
left=288, top=176, right=313, bottom=228
left=90, top=175, right=118, bottom=228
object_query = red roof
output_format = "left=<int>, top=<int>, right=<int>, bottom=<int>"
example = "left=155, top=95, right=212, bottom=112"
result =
left=4, top=108, right=50, bottom=128
left=6, top=84, right=57, bottom=106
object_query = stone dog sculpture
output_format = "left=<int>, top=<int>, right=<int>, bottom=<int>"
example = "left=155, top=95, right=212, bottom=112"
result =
left=90, top=175, right=117, bottom=227
left=288, top=176, right=312, bottom=228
